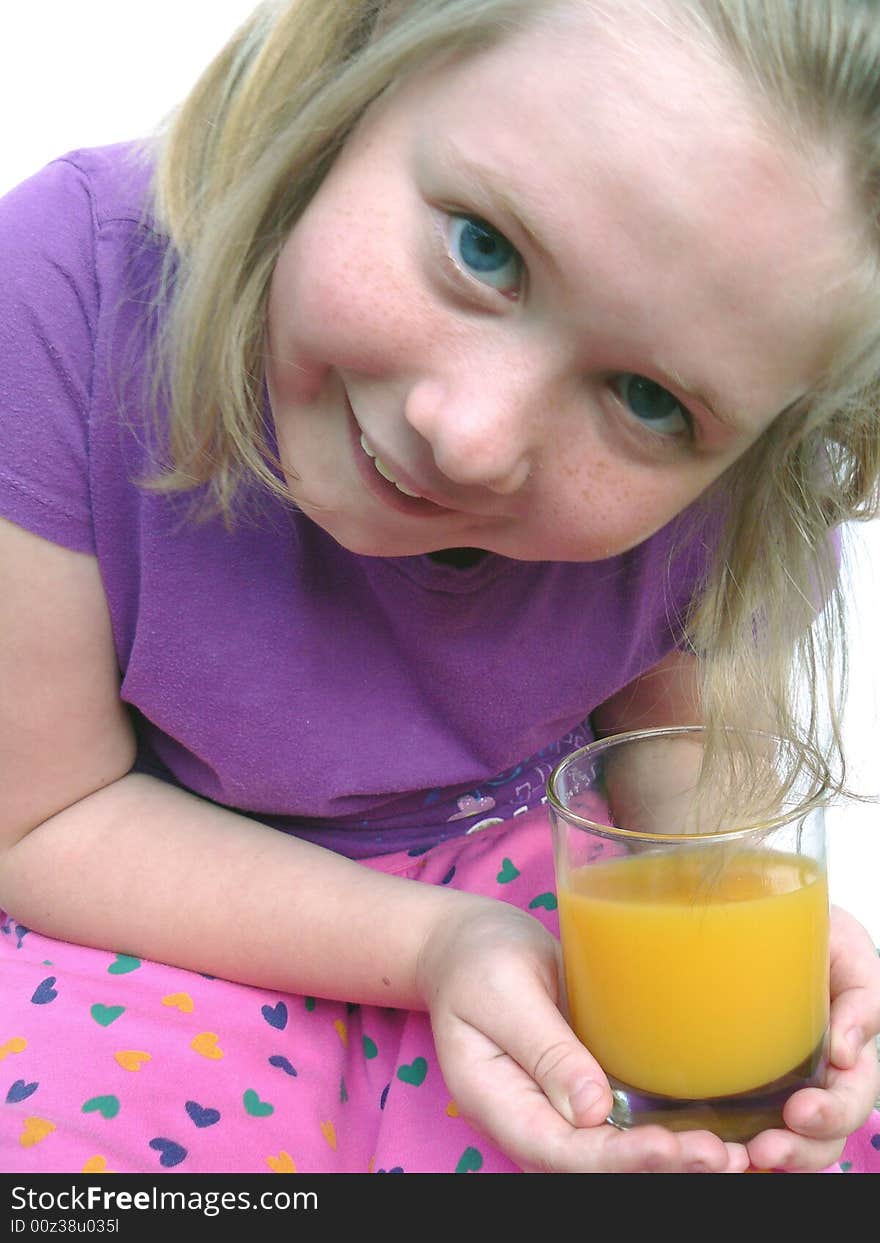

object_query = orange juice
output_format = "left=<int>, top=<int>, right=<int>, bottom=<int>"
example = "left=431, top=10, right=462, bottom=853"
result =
left=558, top=848, right=829, bottom=1099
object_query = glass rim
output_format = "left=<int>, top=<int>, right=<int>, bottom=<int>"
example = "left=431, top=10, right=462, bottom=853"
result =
left=545, top=724, right=832, bottom=844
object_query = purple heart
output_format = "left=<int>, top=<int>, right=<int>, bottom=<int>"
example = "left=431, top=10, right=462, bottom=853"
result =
left=185, top=1101, right=221, bottom=1128
left=149, top=1137, right=188, bottom=1168
left=31, top=977, right=58, bottom=1005
left=268, top=1055, right=297, bottom=1077
left=261, top=1001, right=288, bottom=1031
left=6, top=1079, right=38, bottom=1104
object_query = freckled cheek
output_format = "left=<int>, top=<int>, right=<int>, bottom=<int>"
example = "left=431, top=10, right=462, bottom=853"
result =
left=553, top=456, right=687, bottom=554
left=269, top=225, right=430, bottom=381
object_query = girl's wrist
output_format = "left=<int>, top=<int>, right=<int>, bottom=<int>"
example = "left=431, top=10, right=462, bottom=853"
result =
left=414, top=891, right=556, bottom=1011
left=413, top=891, right=501, bottom=1008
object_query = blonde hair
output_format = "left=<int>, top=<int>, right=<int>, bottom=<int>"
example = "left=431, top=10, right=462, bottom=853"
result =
left=672, top=0, right=880, bottom=809
left=147, top=0, right=880, bottom=812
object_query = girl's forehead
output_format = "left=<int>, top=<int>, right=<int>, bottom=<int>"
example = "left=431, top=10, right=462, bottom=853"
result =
left=392, top=1, right=861, bottom=264
left=395, top=1, right=770, bottom=152
left=350, top=0, right=868, bottom=422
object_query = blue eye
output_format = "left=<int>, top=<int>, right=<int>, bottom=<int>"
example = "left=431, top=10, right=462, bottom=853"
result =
left=447, top=215, right=522, bottom=294
left=612, top=374, right=692, bottom=437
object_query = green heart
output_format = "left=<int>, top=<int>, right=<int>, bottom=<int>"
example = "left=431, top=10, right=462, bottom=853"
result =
left=529, top=892, right=558, bottom=911
left=90, top=1004, right=125, bottom=1027
left=496, top=858, right=520, bottom=884
left=108, top=954, right=141, bottom=975
left=304, top=996, right=316, bottom=1012
left=340, top=1076, right=348, bottom=1103
left=839, top=1161, right=853, bottom=1173
left=362, top=1035, right=378, bottom=1060
left=243, top=1089, right=274, bottom=1117
left=455, top=1146, right=484, bottom=1173
left=82, top=1095, right=120, bottom=1120
left=396, top=1057, right=428, bottom=1087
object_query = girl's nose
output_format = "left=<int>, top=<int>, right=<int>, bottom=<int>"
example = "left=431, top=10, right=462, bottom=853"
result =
left=403, top=367, right=540, bottom=496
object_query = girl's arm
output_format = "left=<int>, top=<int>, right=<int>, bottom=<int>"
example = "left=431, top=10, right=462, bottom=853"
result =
left=591, top=646, right=703, bottom=735
left=0, top=515, right=480, bottom=1007
left=590, top=648, right=705, bottom=834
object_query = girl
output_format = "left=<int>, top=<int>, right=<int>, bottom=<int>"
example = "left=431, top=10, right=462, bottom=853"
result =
left=1, top=0, right=879, bottom=1175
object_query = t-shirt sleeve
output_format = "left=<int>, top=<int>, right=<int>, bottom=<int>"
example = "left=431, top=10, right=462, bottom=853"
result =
left=0, top=157, right=99, bottom=553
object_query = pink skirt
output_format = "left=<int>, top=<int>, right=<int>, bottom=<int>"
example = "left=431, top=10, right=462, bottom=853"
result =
left=1, top=808, right=877, bottom=1173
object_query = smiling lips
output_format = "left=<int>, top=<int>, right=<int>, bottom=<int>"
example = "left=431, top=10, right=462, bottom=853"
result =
left=359, top=432, right=422, bottom=498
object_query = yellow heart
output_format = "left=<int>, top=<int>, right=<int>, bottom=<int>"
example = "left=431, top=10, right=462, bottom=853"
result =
left=20, top=1117, right=56, bottom=1148
left=114, top=1050, right=152, bottom=1072
left=320, top=1120, right=337, bottom=1150
left=82, top=1156, right=109, bottom=1174
left=446, top=1100, right=459, bottom=1118
left=162, top=992, right=194, bottom=1013
left=0, top=1037, right=27, bottom=1062
left=191, top=1031, right=223, bottom=1060
left=266, top=1151, right=297, bottom=1174
left=368, top=1155, right=375, bottom=1173
left=333, top=1019, right=348, bottom=1047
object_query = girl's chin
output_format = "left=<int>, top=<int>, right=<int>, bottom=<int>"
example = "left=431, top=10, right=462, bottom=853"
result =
left=290, top=502, right=445, bottom=557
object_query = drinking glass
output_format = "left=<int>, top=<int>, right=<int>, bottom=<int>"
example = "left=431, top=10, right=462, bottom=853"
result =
left=546, top=725, right=830, bottom=1142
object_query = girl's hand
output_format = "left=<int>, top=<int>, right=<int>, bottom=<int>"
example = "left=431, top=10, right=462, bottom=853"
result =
left=418, top=899, right=750, bottom=1173
left=746, top=905, right=880, bottom=1172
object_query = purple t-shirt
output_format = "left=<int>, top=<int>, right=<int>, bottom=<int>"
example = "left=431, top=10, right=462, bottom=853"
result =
left=0, top=144, right=714, bottom=858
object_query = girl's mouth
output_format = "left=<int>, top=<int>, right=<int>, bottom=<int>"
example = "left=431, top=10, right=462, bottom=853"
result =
left=359, top=431, right=422, bottom=498
left=347, top=402, right=452, bottom=517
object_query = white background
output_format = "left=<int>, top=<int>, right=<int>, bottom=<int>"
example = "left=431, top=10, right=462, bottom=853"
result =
left=2, top=2, right=877, bottom=940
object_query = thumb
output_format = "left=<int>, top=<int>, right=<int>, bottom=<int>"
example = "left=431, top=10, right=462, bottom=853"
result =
left=497, top=990, right=613, bottom=1128
left=532, top=1013, right=614, bottom=1128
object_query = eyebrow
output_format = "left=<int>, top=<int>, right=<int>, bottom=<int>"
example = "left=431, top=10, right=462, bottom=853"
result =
left=434, top=138, right=560, bottom=274
left=660, top=366, right=756, bottom=438
left=435, top=138, right=762, bottom=441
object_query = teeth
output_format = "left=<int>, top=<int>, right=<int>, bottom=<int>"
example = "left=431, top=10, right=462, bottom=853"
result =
left=359, top=432, right=421, bottom=497
left=377, top=459, right=421, bottom=498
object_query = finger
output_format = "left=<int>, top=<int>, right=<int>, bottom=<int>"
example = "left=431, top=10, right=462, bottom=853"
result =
left=541, top=1098, right=743, bottom=1171
left=512, top=1095, right=747, bottom=1172
left=440, top=1015, right=746, bottom=1172
left=570, top=1125, right=749, bottom=1175
left=829, top=994, right=880, bottom=1073
left=746, top=1126, right=845, bottom=1173
left=473, top=996, right=748, bottom=1170
left=783, top=1041, right=880, bottom=1141
left=474, top=985, right=614, bottom=1128
left=828, top=907, right=880, bottom=1070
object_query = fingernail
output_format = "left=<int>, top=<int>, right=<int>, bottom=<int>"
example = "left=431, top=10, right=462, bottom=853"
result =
left=846, top=1026, right=863, bottom=1058
left=802, top=1108, right=824, bottom=1133
left=569, top=1079, right=603, bottom=1117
